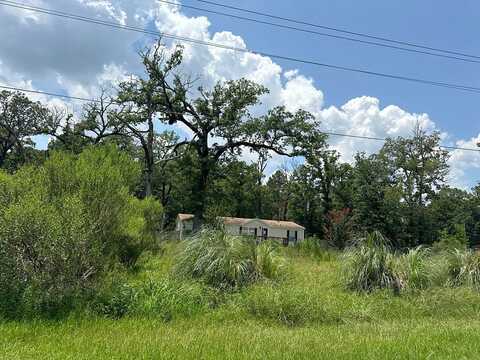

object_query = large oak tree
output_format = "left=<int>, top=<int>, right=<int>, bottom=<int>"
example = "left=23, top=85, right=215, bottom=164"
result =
left=116, top=40, right=324, bottom=228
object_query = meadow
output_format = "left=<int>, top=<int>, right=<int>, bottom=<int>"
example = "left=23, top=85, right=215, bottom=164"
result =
left=2, top=239, right=480, bottom=360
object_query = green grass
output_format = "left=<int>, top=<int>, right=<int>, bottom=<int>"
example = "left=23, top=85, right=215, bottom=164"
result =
left=2, top=242, right=480, bottom=359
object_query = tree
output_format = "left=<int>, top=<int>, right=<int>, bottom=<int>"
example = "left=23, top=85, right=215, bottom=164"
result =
left=379, top=124, right=450, bottom=245
left=207, top=159, right=259, bottom=220
left=352, top=152, right=405, bottom=246
left=302, top=148, right=343, bottom=237
left=265, top=169, right=293, bottom=221
left=429, top=187, right=471, bottom=239
left=121, top=40, right=323, bottom=228
left=45, top=90, right=129, bottom=154
left=289, top=164, right=323, bottom=235
left=0, top=91, right=50, bottom=168
left=254, top=149, right=270, bottom=218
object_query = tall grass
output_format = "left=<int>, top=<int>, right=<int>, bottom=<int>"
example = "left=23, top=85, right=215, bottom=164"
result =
left=391, top=246, right=432, bottom=290
left=295, top=237, right=337, bottom=261
left=175, top=229, right=285, bottom=289
left=448, top=249, right=480, bottom=288
left=342, top=231, right=395, bottom=292
left=342, top=231, right=435, bottom=293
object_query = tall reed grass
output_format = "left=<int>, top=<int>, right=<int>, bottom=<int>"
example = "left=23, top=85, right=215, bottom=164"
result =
left=175, top=229, right=285, bottom=289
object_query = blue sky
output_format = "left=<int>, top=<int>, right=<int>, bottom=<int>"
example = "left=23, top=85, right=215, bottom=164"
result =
left=182, top=0, right=480, bottom=139
left=1, top=0, right=479, bottom=188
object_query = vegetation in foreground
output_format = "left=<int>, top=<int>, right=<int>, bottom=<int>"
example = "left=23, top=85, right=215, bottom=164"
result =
left=3, top=237, right=480, bottom=359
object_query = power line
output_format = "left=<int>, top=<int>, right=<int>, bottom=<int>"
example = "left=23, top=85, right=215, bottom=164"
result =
left=322, top=131, right=480, bottom=153
left=158, top=0, right=480, bottom=65
left=1, top=1, right=480, bottom=93
left=2, top=83, right=479, bottom=153
left=0, top=84, right=100, bottom=102
left=194, top=0, right=480, bottom=61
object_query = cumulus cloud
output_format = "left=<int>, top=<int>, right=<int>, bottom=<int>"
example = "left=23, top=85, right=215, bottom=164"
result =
left=318, top=96, right=437, bottom=161
left=448, top=135, right=480, bottom=190
left=0, top=0, right=479, bottom=188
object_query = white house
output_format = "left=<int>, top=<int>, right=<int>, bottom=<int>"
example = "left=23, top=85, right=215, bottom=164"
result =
left=176, top=214, right=305, bottom=245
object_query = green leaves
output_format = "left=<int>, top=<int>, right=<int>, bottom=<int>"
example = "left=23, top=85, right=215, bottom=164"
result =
left=0, top=145, right=162, bottom=318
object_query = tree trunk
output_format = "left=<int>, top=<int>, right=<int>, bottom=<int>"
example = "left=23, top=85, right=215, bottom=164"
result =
left=193, top=156, right=210, bottom=231
left=144, top=117, right=154, bottom=197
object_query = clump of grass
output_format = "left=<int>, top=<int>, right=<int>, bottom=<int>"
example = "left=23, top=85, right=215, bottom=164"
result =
left=295, top=237, right=337, bottom=261
left=391, top=246, right=432, bottom=291
left=242, top=285, right=341, bottom=326
left=256, top=241, right=286, bottom=280
left=91, top=276, right=215, bottom=320
left=448, top=249, right=480, bottom=288
left=342, top=231, right=396, bottom=292
left=175, top=229, right=285, bottom=289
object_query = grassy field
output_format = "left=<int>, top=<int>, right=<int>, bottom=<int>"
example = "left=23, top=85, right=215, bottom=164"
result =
left=2, top=244, right=480, bottom=359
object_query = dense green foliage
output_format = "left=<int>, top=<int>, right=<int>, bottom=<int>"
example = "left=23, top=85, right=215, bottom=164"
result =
left=0, top=146, right=162, bottom=318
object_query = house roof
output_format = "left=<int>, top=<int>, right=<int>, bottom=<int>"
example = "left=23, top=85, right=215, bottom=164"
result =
left=255, top=219, right=305, bottom=230
left=177, top=214, right=304, bottom=230
left=177, top=213, right=194, bottom=221
left=219, top=217, right=251, bottom=226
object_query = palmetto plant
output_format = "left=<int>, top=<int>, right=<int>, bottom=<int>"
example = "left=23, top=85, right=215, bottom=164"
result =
left=175, top=229, right=284, bottom=289
left=342, top=231, right=396, bottom=292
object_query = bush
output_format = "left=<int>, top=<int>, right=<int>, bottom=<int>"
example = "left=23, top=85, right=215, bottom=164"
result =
left=342, top=231, right=396, bottom=292
left=93, top=281, right=138, bottom=319
left=324, top=208, right=353, bottom=250
left=0, top=145, right=162, bottom=318
left=120, top=197, right=163, bottom=266
left=175, top=229, right=285, bottom=289
left=433, top=224, right=468, bottom=253
left=448, top=249, right=480, bottom=288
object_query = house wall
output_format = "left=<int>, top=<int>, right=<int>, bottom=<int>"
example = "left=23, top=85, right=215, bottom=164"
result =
left=225, top=223, right=242, bottom=235
left=229, top=220, right=305, bottom=243
left=176, top=219, right=194, bottom=232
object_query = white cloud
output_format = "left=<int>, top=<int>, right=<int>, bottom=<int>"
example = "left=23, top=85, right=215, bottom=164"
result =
left=318, top=96, right=437, bottom=161
left=448, top=135, right=480, bottom=190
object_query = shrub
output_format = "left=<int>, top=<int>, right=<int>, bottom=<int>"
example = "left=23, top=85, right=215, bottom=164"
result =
left=93, top=282, right=138, bottom=319
left=324, top=208, right=353, bottom=249
left=448, top=249, right=480, bottom=288
left=342, top=231, right=396, bottom=292
left=433, top=224, right=468, bottom=253
left=175, top=229, right=285, bottom=289
left=0, top=145, right=162, bottom=318
left=120, top=197, right=163, bottom=266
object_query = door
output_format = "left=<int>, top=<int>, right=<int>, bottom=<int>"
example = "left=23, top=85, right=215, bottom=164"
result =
left=262, top=227, right=268, bottom=240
